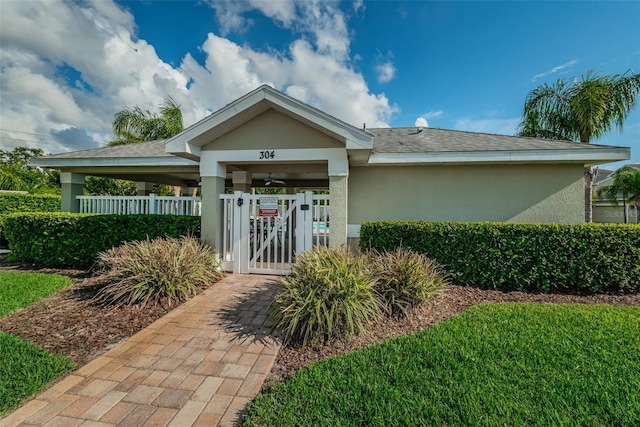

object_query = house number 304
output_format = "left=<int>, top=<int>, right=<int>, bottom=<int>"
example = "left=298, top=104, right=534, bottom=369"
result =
left=259, top=150, right=275, bottom=159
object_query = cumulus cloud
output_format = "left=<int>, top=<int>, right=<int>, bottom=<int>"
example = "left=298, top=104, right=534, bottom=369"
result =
left=0, top=0, right=397, bottom=154
left=415, top=117, right=428, bottom=127
left=531, top=60, right=578, bottom=82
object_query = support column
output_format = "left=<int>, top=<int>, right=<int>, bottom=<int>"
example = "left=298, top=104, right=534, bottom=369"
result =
left=136, top=182, right=154, bottom=196
left=200, top=162, right=227, bottom=254
left=60, top=172, right=85, bottom=213
left=328, top=152, right=349, bottom=247
left=232, top=171, right=252, bottom=193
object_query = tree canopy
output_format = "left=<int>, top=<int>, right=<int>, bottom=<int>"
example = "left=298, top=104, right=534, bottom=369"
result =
left=0, top=147, right=59, bottom=192
left=518, top=70, right=640, bottom=143
left=108, top=97, right=183, bottom=146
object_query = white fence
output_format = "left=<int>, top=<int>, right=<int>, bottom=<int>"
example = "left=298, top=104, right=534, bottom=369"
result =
left=77, top=194, right=201, bottom=216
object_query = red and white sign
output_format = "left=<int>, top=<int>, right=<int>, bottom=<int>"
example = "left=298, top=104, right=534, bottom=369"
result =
left=259, top=197, right=279, bottom=217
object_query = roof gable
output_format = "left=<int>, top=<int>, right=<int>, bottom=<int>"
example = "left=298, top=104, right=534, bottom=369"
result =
left=165, top=85, right=372, bottom=161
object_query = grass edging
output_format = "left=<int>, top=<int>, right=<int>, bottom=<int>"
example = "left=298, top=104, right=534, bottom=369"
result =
left=0, top=271, right=71, bottom=317
left=0, top=271, right=75, bottom=416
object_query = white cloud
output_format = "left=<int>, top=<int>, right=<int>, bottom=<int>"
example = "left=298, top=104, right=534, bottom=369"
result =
left=415, top=117, right=428, bottom=127
left=0, top=0, right=397, bottom=154
left=531, top=60, right=578, bottom=82
left=375, top=61, right=396, bottom=83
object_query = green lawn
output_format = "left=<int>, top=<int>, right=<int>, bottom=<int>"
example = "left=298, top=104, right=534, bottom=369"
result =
left=243, top=303, right=640, bottom=426
left=0, top=271, right=71, bottom=317
left=0, top=271, right=75, bottom=416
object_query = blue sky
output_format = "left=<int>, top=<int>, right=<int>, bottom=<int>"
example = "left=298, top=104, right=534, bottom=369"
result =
left=1, top=0, right=639, bottom=168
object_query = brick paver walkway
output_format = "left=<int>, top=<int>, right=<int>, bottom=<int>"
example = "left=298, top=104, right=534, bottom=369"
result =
left=1, top=275, right=282, bottom=427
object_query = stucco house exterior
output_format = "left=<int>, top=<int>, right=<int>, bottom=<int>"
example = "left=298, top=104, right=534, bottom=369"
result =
left=33, top=85, right=630, bottom=272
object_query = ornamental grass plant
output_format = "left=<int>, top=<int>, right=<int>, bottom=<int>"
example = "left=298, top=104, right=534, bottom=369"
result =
left=368, top=247, right=449, bottom=316
left=94, top=236, right=223, bottom=308
left=270, top=246, right=382, bottom=346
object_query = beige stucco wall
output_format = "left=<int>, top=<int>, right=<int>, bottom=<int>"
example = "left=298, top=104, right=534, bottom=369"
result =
left=348, top=164, right=585, bottom=224
left=203, top=109, right=344, bottom=151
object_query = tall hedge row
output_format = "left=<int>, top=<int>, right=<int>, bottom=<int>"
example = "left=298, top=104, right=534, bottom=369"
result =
left=0, top=193, right=61, bottom=214
left=4, top=213, right=201, bottom=268
left=0, top=193, right=61, bottom=247
left=359, top=221, right=640, bottom=293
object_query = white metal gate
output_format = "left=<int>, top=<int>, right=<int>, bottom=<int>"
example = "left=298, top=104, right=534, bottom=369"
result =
left=220, top=191, right=329, bottom=274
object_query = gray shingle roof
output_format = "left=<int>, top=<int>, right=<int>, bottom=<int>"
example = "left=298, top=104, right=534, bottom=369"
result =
left=43, top=140, right=170, bottom=159
left=39, top=127, right=626, bottom=163
left=367, top=127, right=619, bottom=153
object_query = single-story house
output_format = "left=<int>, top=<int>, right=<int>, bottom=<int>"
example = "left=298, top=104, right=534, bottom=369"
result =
left=33, top=85, right=630, bottom=273
left=593, top=164, right=639, bottom=224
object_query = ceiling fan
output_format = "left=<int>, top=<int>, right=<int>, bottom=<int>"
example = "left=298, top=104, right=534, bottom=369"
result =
left=264, top=173, right=286, bottom=186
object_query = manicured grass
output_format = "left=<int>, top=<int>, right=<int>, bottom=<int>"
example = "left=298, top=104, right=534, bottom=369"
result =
left=0, top=331, right=74, bottom=415
left=243, top=303, right=640, bottom=426
left=0, top=271, right=74, bottom=415
left=0, top=271, right=71, bottom=317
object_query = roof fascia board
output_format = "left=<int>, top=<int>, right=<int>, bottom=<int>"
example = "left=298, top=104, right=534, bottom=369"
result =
left=31, top=156, right=199, bottom=169
left=367, top=148, right=630, bottom=165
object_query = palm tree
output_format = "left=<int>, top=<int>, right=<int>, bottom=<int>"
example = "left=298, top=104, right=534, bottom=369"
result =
left=597, top=166, right=640, bottom=224
left=518, top=70, right=640, bottom=222
left=108, top=97, right=183, bottom=146
left=100, top=97, right=184, bottom=196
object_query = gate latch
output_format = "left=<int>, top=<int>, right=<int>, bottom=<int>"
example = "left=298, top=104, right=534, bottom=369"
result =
left=237, top=197, right=244, bottom=207
left=300, top=204, right=310, bottom=211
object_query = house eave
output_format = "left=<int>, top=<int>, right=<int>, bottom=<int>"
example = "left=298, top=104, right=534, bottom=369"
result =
left=366, top=147, right=630, bottom=166
left=31, top=156, right=200, bottom=169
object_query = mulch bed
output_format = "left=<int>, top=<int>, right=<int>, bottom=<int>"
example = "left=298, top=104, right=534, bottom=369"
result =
left=0, top=264, right=181, bottom=366
left=1, top=260, right=639, bottom=381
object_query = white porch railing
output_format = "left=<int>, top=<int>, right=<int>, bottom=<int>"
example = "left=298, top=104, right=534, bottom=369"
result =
left=77, top=194, right=201, bottom=216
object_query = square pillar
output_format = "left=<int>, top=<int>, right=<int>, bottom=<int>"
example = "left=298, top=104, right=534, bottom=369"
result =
left=328, top=152, right=349, bottom=247
left=200, top=161, right=227, bottom=254
left=232, top=171, right=252, bottom=193
left=136, top=181, right=154, bottom=196
left=60, top=172, right=85, bottom=212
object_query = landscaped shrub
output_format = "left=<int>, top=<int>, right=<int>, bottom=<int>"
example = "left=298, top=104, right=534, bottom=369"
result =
left=4, top=213, right=201, bottom=268
left=270, top=246, right=382, bottom=346
left=0, top=193, right=60, bottom=247
left=367, top=247, right=449, bottom=316
left=360, top=221, right=640, bottom=293
left=0, top=192, right=61, bottom=214
left=94, top=236, right=223, bottom=308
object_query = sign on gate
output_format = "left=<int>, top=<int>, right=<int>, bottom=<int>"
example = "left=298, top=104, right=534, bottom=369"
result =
left=259, top=197, right=279, bottom=217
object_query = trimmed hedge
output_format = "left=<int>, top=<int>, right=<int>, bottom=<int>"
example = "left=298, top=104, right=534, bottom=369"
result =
left=4, top=213, right=201, bottom=268
left=359, top=221, right=640, bottom=293
left=0, top=193, right=61, bottom=247
left=0, top=193, right=61, bottom=214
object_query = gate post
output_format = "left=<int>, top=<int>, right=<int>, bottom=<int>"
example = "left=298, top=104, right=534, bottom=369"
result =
left=295, top=193, right=306, bottom=254
left=231, top=191, right=248, bottom=274
left=303, top=191, right=314, bottom=251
